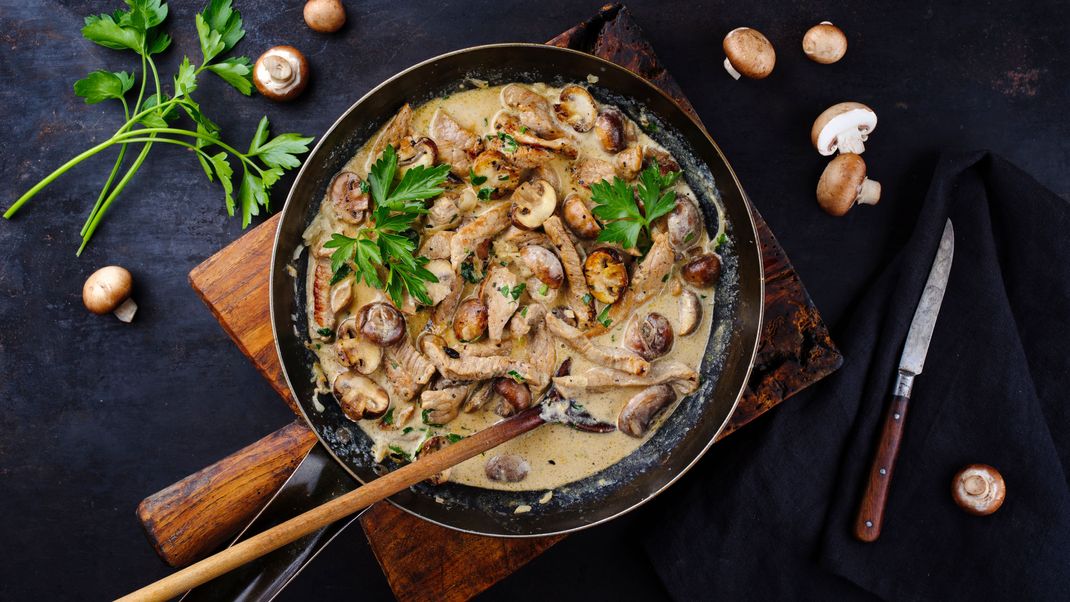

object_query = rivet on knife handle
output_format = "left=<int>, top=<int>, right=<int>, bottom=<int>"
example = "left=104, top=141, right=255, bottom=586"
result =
left=854, top=374, right=913, bottom=541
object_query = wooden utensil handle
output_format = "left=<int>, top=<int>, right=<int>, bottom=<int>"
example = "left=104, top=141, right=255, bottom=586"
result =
left=854, top=394, right=911, bottom=542
left=137, top=421, right=317, bottom=566
left=119, top=408, right=546, bottom=602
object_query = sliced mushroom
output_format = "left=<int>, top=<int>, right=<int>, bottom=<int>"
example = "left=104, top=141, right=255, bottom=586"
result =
left=423, top=259, right=456, bottom=307
left=519, top=245, right=565, bottom=289
left=554, top=85, right=598, bottom=132
left=471, top=150, right=521, bottom=196
left=562, top=193, right=602, bottom=239
left=333, top=371, right=390, bottom=421
left=583, top=247, right=629, bottom=304
left=509, top=179, right=557, bottom=230
left=666, top=195, right=702, bottom=251
left=618, top=384, right=677, bottom=437
left=678, top=290, right=702, bottom=336
left=623, top=313, right=675, bottom=360
left=328, top=171, right=369, bottom=223
left=453, top=297, right=488, bottom=342
left=464, top=380, right=496, bottom=413
left=594, top=108, right=630, bottom=154
left=811, top=102, right=877, bottom=156
left=329, top=277, right=353, bottom=314
left=416, top=435, right=452, bottom=485
left=479, top=266, right=521, bottom=343
left=356, top=302, right=406, bottom=346
left=614, top=145, right=644, bottom=181
left=397, top=137, right=438, bottom=175
left=681, top=253, right=722, bottom=288
left=493, top=377, right=533, bottom=417
left=485, top=454, right=530, bottom=483
left=336, top=317, right=383, bottom=375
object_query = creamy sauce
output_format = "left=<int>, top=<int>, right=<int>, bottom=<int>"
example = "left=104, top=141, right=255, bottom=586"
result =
left=302, top=83, right=723, bottom=491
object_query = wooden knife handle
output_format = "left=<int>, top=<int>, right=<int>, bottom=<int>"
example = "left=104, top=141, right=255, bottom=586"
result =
left=136, top=421, right=318, bottom=567
left=854, top=394, right=911, bottom=542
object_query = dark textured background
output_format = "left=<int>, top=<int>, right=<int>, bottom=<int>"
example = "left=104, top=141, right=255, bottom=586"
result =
left=1, top=1, right=1066, bottom=599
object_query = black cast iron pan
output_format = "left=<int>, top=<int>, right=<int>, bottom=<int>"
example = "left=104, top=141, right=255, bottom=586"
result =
left=270, top=43, right=764, bottom=538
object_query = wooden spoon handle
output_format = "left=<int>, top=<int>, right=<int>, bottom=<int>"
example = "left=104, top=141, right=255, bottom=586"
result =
left=854, top=394, right=911, bottom=542
left=118, top=408, right=545, bottom=602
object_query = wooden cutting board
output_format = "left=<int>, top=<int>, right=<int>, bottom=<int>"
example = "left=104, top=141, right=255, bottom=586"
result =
left=136, top=5, right=843, bottom=600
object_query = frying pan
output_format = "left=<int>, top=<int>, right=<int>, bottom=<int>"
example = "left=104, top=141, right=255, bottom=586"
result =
left=270, top=43, right=764, bottom=538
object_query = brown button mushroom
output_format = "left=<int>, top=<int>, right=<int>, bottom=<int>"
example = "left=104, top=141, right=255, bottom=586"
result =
left=618, top=384, right=677, bottom=437
left=678, top=290, right=702, bottom=336
left=519, top=245, right=564, bottom=289
left=583, top=247, right=629, bottom=304
left=722, top=27, right=776, bottom=80
left=681, top=253, right=722, bottom=288
left=562, top=193, right=602, bottom=239
left=304, top=0, right=346, bottom=33
left=802, top=22, right=848, bottom=64
left=253, top=46, right=309, bottom=101
left=328, top=171, right=369, bottom=223
left=493, top=377, right=533, bottom=417
left=952, top=464, right=1006, bottom=516
left=624, top=313, right=675, bottom=360
left=332, top=371, right=389, bottom=421
left=816, top=153, right=881, bottom=216
left=485, top=454, right=530, bottom=483
left=594, top=108, right=629, bottom=154
left=397, top=137, right=438, bottom=176
left=83, top=266, right=137, bottom=322
left=453, top=298, right=489, bottom=342
left=554, top=85, right=598, bottom=132
left=666, top=195, right=703, bottom=252
left=356, top=302, right=406, bottom=346
left=811, top=102, right=877, bottom=156
left=336, top=317, right=382, bottom=375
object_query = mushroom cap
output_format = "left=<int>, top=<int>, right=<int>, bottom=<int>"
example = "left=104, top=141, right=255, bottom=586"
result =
left=83, top=266, right=133, bottom=314
left=723, top=27, right=776, bottom=79
left=816, top=153, right=868, bottom=216
left=253, top=45, right=309, bottom=101
left=802, top=22, right=848, bottom=64
left=952, top=464, right=1006, bottom=516
left=811, top=101, right=877, bottom=155
left=304, top=0, right=346, bottom=33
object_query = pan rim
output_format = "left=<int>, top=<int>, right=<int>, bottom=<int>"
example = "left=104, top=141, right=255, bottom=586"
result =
left=269, top=42, right=765, bottom=538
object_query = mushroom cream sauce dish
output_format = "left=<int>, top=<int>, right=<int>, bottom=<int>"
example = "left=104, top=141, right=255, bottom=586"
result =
left=271, top=44, right=763, bottom=536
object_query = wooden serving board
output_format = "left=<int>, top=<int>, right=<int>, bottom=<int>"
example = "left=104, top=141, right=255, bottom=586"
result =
left=137, top=5, right=842, bottom=600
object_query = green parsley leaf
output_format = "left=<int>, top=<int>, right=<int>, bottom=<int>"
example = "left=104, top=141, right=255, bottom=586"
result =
left=253, top=130, right=315, bottom=170
left=539, top=283, right=549, bottom=296
left=469, top=167, right=487, bottom=186
left=200, top=0, right=246, bottom=54
left=596, top=304, right=613, bottom=327
left=510, top=282, right=526, bottom=301
left=716, top=231, right=728, bottom=247
left=460, top=257, right=483, bottom=284
left=387, top=444, right=410, bottom=461
left=206, top=56, right=253, bottom=95
left=422, top=408, right=444, bottom=428
left=477, top=187, right=495, bottom=201
left=590, top=162, right=682, bottom=249
left=382, top=407, right=395, bottom=425
left=507, top=370, right=525, bottom=383
left=73, top=70, right=135, bottom=104
left=520, top=305, right=529, bottom=317
left=82, top=13, right=143, bottom=53
left=316, top=327, right=333, bottom=337
left=194, top=13, right=225, bottom=64
left=446, top=433, right=464, bottom=443
left=402, top=426, right=414, bottom=434
left=581, top=293, right=593, bottom=305
left=498, top=132, right=518, bottom=153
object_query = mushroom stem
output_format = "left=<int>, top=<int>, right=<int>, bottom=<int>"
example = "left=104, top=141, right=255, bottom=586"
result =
left=113, top=298, right=138, bottom=323
left=837, top=129, right=867, bottom=154
left=723, top=57, right=742, bottom=80
left=858, top=179, right=881, bottom=205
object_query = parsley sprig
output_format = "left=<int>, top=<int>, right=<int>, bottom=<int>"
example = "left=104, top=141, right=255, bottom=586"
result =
left=4, top=0, right=313, bottom=254
left=324, top=145, right=450, bottom=307
left=590, top=162, right=680, bottom=250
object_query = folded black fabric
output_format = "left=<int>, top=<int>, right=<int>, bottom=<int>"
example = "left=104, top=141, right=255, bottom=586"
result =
left=643, top=152, right=1070, bottom=600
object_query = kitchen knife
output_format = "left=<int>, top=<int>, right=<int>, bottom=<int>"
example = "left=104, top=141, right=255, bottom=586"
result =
left=854, top=219, right=955, bottom=542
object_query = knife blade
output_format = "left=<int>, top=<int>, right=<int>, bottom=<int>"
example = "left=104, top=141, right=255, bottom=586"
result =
left=854, top=219, right=955, bottom=542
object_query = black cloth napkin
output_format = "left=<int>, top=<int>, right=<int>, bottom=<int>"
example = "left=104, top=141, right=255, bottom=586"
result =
left=642, top=151, right=1070, bottom=600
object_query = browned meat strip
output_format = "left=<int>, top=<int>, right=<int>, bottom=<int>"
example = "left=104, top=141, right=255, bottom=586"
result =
left=552, top=361, right=699, bottom=399
left=382, top=336, right=436, bottom=403
left=545, top=312, right=649, bottom=376
left=499, top=84, right=565, bottom=139
left=309, top=257, right=335, bottom=334
left=429, top=108, right=483, bottom=176
left=365, top=104, right=412, bottom=171
left=543, top=216, right=596, bottom=327
left=420, top=336, right=539, bottom=384
left=420, top=385, right=470, bottom=424
left=450, top=202, right=512, bottom=271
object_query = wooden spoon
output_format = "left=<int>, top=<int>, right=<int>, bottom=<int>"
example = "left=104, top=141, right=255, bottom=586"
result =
left=118, top=397, right=612, bottom=601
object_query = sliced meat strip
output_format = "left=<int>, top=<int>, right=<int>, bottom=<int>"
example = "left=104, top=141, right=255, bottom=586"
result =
left=481, top=265, right=520, bottom=343
left=586, top=232, right=674, bottom=337
left=309, top=257, right=335, bottom=334
left=499, top=84, right=565, bottom=139
left=382, top=336, right=436, bottom=403
left=457, top=339, right=512, bottom=357
left=364, top=104, right=412, bottom=172
left=552, top=361, right=699, bottom=399
left=542, top=216, right=596, bottom=327
left=522, top=305, right=556, bottom=395
left=418, top=230, right=454, bottom=260
left=429, top=108, right=483, bottom=176
left=450, top=202, right=512, bottom=271
left=428, top=276, right=463, bottom=336
left=420, top=385, right=470, bottom=425
left=545, top=312, right=649, bottom=376
left=420, top=336, right=539, bottom=384
left=500, top=226, right=550, bottom=247
left=571, top=157, right=616, bottom=188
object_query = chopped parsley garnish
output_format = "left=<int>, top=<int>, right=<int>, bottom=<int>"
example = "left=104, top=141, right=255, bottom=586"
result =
left=499, top=285, right=510, bottom=298
left=421, top=408, right=444, bottom=427
left=520, top=305, right=528, bottom=317
left=468, top=167, right=487, bottom=186
left=684, top=231, right=696, bottom=243
left=460, top=255, right=483, bottom=283
left=359, top=179, right=370, bottom=193
left=716, top=231, right=728, bottom=247
left=387, top=445, right=410, bottom=461
left=590, top=162, right=680, bottom=250
left=661, top=273, right=670, bottom=283
left=329, top=262, right=352, bottom=285
left=581, top=293, right=593, bottom=305
left=519, top=125, right=529, bottom=134
left=477, top=187, right=495, bottom=201
left=507, top=370, right=525, bottom=383
left=596, top=304, right=613, bottom=327
left=446, top=433, right=464, bottom=443
left=497, top=132, right=518, bottom=153
left=510, top=282, right=526, bottom=301
left=402, top=426, right=414, bottom=434
left=316, top=327, right=333, bottom=337
left=539, top=283, right=550, bottom=296
left=381, top=407, right=394, bottom=425
left=498, top=174, right=510, bottom=181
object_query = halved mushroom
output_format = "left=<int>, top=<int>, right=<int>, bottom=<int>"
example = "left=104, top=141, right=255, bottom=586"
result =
left=423, top=259, right=456, bottom=307
left=562, top=193, right=602, bottom=239
left=416, top=435, right=452, bottom=485
left=471, top=150, right=521, bottom=196
left=615, top=145, right=644, bottom=181
left=554, top=85, right=598, bottom=132
left=623, top=313, right=675, bottom=360
left=485, top=454, right=530, bottom=483
left=811, top=102, right=877, bottom=156
left=509, top=180, right=557, bottom=230
left=681, top=253, right=722, bottom=288
left=594, top=108, right=630, bottom=154
left=618, top=384, right=677, bottom=437
left=356, top=302, right=407, bottom=346
left=678, top=290, right=702, bottom=336
left=328, top=171, right=369, bottom=223
left=583, top=247, right=629, bottom=304
left=329, top=278, right=353, bottom=314
left=336, top=317, right=383, bottom=375
left=519, top=245, right=564, bottom=289
left=493, top=377, right=533, bottom=417
left=453, top=298, right=488, bottom=342
left=397, top=137, right=437, bottom=175
left=667, top=195, right=702, bottom=251
left=333, top=371, right=390, bottom=421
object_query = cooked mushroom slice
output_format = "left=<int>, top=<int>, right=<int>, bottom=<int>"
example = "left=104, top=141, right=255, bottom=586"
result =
left=423, top=259, right=456, bottom=307
left=453, top=298, right=488, bottom=342
left=509, top=180, right=557, bottom=230
left=519, top=245, right=564, bottom=289
left=356, top=302, right=407, bottom=346
left=615, top=145, right=644, bottom=181
left=618, top=384, right=677, bottom=438
left=667, top=196, right=703, bottom=251
left=416, top=435, right=452, bottom=485
left=803, top=22, right=848, bottom=64
left=333, top=371, right=390, bottom=421
left=335, top=317, right=383, bottom=374
left=562, top=193, right=602, bottom=239
left=420, top=385, right=468, bottom=425
left=493, top=377, right=533, bottom=417
left=471, top=150, right=521, bottom=196
left=397, top=137, right=438, bottom=175
left=427, top=195, right=461, bottom=230
left=722, top=27, right=776, bottom=80
left=480, top=266, right=521, bottom=343
left=681, top=253, right=722, bottom=288
left=485, top=454, right=530, bottom=483
left=554, top=85, right=598, bottom=132
left=811, top=102, right=877, bottom=156
left=429, top=108, right=483, bottom=176
left=330, top=277, right=353, bottom=314
left=678, top=290, right=702, bottom=336
left=816, top=153, right=881, bottom=216
left=328, top=171, right=369, bottom=223
left=594, top=108, right=630, bottom=153
left=583, top=247, right=629, bottom=304
left=624, top=313, right=675, bottom=360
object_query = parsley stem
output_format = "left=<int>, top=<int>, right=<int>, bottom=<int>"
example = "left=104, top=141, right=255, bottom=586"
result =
left=81, top=96, right=132, bottom=238
left=78, top=135, right=156, bottom=255
left=4, top=137, right=125, bottom=218
left=113, top=127, right=249, bottom=162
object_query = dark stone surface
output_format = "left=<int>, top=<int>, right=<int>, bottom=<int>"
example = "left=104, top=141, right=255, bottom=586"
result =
left=0, top=1, right=1066, bottom=599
